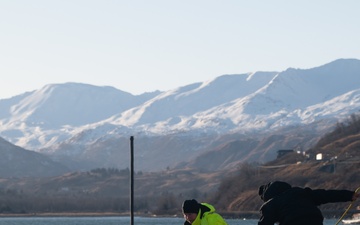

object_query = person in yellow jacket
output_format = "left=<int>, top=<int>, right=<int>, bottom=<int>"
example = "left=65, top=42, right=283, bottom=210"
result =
left=182, top=199, right=228, bottom=225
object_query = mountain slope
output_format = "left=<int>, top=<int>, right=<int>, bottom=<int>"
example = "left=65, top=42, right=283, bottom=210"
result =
left=211, top=114, right=360, bottom=213
left=0, top=137, right=70, bottom=177
left=0, top=83, right=159, bottom=149
left=1, top=59, right=360, bottom=173
left=0, top=116, right=359, bottom=215
left=109, top=71, right=278, bottom=126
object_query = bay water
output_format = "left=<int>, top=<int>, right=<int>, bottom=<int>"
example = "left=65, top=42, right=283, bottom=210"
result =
left=0, top=216, right=341, bottom=225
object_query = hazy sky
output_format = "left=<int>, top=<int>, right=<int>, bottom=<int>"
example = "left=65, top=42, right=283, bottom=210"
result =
left=1, top=1, right=359, bottom=99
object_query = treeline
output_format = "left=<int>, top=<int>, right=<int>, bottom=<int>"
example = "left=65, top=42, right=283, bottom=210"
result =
left=0, top=168, right=183, bottom=215
left=89, top=167, right=130, bottom=177
left=0, top=187, right=177, bottom=214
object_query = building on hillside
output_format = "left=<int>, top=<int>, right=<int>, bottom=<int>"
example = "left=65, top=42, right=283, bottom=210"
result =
left=277, top=149, right=294, bottom=158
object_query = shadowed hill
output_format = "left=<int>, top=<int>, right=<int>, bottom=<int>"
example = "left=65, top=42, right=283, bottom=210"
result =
left=0, top=137, right=70, bottom=177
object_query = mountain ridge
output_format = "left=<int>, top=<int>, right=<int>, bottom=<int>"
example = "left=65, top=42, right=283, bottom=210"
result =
left=1, top=58, right=360, bottom=173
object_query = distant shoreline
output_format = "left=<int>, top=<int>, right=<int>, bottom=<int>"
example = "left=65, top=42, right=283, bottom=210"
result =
left=0, top=212, right=153, bottom=218
left=0, top=211, right=254, bottom=218
left=0, top=210, right=354, bottom=219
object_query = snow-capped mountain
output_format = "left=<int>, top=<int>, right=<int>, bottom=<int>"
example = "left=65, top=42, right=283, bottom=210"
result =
left=99, top=59, right=360, bottom=134
left=1, top=58, right=360, bottom=172
left=0, top=83, right=160, bottom=148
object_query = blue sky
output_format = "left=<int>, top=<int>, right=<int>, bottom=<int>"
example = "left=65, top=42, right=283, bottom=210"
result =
left=1, top=1, right=359, bottom=99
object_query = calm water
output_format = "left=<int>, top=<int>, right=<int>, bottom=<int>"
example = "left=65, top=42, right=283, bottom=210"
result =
left=0, top=217, right=341, bottom=225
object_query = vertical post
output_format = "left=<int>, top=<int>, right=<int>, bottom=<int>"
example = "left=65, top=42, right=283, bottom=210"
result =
left=130, top=136, right=134, bottom=225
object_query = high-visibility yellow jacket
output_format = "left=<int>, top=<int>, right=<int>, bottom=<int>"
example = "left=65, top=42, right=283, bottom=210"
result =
left=189, top=203, right=228, bottom=225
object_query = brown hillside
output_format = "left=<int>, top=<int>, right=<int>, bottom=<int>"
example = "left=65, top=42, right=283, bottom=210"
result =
left=209, top=114, right=360, bottom=217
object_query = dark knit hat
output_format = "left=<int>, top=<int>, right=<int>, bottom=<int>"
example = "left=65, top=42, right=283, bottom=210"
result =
left=182, top=199, right=200, bottom=214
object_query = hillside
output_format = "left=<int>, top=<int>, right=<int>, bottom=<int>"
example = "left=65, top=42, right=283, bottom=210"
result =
left=0, top=137, right=70, bottom=177
left=210, top=114, right=360, bottom=217
left=0, top=115, right=359, bottom=217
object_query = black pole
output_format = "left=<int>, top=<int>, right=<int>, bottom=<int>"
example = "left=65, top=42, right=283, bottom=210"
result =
left=130, top=136, right=134, bottom=225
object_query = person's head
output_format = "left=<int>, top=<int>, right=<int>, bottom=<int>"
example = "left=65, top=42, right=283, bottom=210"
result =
left=182, top=199, right=200, bottom=224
